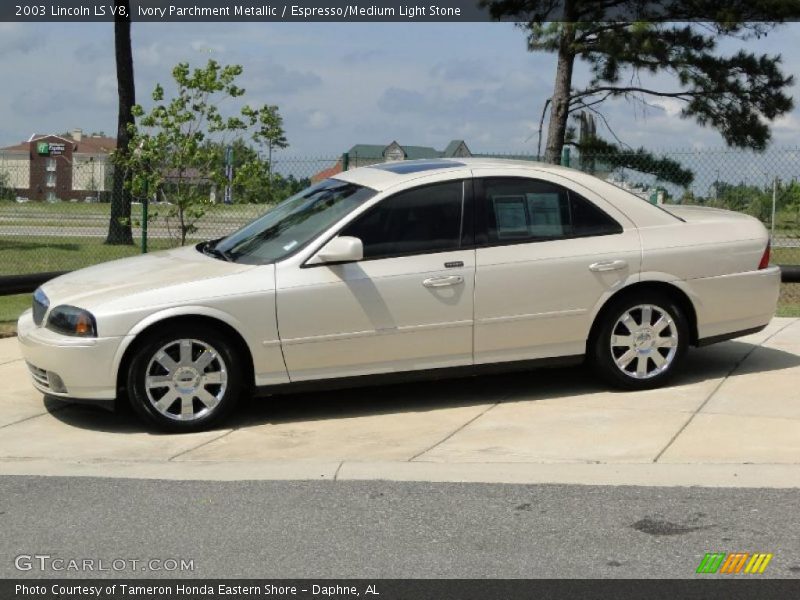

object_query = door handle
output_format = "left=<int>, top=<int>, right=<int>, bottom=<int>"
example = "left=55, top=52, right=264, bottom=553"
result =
left=589, top=260, right=628, bottom=272
left=422, top=275, right=464, bottom=288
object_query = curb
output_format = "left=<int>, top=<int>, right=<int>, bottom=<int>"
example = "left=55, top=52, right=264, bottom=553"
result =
left=2, top=458, right=800, bottom=488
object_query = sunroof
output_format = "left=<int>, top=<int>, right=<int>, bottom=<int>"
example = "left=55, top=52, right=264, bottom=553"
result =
left=369, top=160, right=465, bottom=174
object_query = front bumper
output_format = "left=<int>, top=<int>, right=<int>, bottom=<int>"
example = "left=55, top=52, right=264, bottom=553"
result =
left=16, top=310, right=129, bottom=400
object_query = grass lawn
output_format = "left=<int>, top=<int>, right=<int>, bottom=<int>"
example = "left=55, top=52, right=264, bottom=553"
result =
left=0, top=236, right=174, bottom=276
left=778, top=284, right=800, bottom=317
left=773, top=246, right=800, bottom=265
left=0, top=293, right=28, bottom=337
left=0, top=201, right=267, bottom=222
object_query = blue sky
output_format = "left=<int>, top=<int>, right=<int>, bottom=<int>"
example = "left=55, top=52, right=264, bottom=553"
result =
left=1, top=21, right=799, bottom=157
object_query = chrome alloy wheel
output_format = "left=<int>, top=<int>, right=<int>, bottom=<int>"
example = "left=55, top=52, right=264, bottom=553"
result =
left=144, top=339, right=228, bottom=421
left=609, top=304, right=679, bottom=380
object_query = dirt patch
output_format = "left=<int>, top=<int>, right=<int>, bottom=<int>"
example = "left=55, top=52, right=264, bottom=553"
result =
left=631, top=515, right=707, bottom=536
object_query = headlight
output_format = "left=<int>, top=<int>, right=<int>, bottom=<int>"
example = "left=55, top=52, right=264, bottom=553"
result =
left=46, top=305, right=98, bottom=337
left=32, top=288, right=49, bottom=326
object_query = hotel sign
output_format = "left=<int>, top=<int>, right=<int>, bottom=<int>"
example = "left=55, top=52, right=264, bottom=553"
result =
left=36, top=142, right=66, bottom=156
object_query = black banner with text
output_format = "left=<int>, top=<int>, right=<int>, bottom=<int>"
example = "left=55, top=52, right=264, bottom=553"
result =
left=4, top=1, right=800, bottom=22
left=5, top=579, right=800, bottom=599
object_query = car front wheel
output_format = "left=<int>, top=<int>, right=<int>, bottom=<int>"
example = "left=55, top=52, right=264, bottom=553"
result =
left=127, top=326, right=243, bottom=432
left=591, top=293, right=689, bottom=390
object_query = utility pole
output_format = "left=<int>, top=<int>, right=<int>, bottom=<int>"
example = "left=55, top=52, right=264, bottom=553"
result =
left=771, top=176, right=777, bottom=239
left=224, top=145, right=233, bottom=205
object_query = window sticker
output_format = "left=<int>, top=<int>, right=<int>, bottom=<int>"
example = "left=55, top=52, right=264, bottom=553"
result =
left=492, top=195, right=529, bottom=239
left=526, top=193, right=563, bottom=237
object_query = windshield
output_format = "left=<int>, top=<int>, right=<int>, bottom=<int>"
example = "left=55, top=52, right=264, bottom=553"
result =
left=213, top=178, right=377, bottom=264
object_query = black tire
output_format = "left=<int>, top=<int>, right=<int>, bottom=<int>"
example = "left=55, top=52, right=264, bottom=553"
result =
left=126, top=324, right=243, bottom=432
left=590, top=291, right=689, bottom=390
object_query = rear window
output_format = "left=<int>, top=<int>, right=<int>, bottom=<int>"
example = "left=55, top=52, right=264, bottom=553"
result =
left=482, top=177, right=622, bottom=243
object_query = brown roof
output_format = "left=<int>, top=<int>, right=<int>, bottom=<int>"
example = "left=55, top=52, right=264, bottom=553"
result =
left=75, top=136, right=117, bottom=154
left=0, top=134, right=117, bottom=155
left=0, top=141, right=31, bottom=152
left=311, top=160, right=343, bottom=183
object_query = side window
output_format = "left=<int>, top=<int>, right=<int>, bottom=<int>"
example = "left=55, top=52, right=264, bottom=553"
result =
left=482, top=177, right=622, bottom=244
left=341, top=180, right=465, bottom=259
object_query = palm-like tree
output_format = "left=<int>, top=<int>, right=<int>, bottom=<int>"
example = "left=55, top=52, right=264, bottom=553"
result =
left=106, top=0, right=135, bottom=245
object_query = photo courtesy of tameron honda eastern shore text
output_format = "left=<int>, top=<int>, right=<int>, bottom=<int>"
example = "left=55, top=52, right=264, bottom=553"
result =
left=17, top=158, right=780, bottom=432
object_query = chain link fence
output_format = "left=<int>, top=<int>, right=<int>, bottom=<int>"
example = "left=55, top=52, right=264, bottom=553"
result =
left=0, top=156, right=339, bottom=276
left=1, top=148, right=798, bottom=313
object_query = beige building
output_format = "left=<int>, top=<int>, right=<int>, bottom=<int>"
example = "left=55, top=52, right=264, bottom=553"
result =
left=0, top=129, right=116, bottom=201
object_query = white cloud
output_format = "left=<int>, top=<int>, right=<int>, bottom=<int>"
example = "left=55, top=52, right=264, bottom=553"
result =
left=136, top=42, right=163, bottom=67
left=430, top=58, right=499, bottom=82
left=305, top=110, right=335, bottom=130
left=648, top=97, right=684, bottom=118
left=773, top=112, right=800, bottom=137
left=94, top=74, right=117, bottom=105
left=0, top=23, right=38, bottom=55
left=190, top=40, right=226, bottom=54
left=246, top=60, right=322, bottom=96
left=1, top=21, right=800, bottom=159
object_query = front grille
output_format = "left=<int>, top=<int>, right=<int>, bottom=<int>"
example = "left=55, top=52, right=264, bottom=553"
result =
left=26, top=362, right=50, bottom=390
left=32, top=288, right=49, bottom=326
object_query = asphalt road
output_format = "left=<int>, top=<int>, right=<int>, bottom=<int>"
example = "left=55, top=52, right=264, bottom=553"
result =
left=1, top=476, right=799, bottom=579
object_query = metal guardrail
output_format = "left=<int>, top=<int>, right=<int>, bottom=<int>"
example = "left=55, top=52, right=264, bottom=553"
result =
left=0, top=271, right=68, bottom=296
left=1, top=267, right=798, bottom=297
left=782, top=265, right=800, bottom=282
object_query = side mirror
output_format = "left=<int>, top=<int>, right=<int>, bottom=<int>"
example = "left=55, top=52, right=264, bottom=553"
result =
left=309, top=236, right=364, bottom=265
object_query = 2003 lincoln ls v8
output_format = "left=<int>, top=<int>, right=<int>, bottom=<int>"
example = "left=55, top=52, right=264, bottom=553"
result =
left=18, top=159, right=780, bottom=431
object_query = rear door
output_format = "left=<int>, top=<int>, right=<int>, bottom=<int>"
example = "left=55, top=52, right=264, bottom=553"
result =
left=472, top=170, right=640, bottom=364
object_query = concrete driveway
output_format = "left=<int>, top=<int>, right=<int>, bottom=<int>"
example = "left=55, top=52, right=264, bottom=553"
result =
left=1, top=318, right=799, bottom=487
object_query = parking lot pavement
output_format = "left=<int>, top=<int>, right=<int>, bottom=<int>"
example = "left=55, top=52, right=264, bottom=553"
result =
left=0, top=318, right=798, bottom=487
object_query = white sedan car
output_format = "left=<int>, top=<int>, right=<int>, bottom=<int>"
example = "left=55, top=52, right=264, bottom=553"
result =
left=18, top=158, right=780, bottom=431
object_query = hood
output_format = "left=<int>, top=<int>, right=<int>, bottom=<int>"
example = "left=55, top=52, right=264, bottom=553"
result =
left=41, top=245, right=256, bottom=309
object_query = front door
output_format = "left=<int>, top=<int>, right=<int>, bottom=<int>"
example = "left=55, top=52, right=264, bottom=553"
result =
left=275, top=178, right=475, bottom=381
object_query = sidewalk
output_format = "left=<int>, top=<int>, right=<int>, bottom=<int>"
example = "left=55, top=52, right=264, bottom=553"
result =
left=1, top=319, right=798, bottom=487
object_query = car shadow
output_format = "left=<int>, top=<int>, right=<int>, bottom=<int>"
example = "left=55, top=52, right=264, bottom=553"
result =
left=44, top=340, right=800, bottom=434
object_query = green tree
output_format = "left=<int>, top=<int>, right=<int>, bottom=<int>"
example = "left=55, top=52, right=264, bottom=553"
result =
left=254, top=105, right=288, bottom=166
left=123, top=60, right=288, bottom=245
left=785, top=181, right=800, bottom=230
left=252, top=105, right=288, bottom=202
left=205, top=137, right=300, bottom=205
left=271, top=173, right=311, bottom=203
left=481, top=1, right=795, bottom=163
left=710, top=181, right=765, bottom=215
left=215, top=139, right=272, bottom=204
left=231, top=158, right=272, bottom=204
left=0, top=170, right=13, bottom=201
left=106, top=0, right=136, bottom=245
left=573, top=135, right=694, bottom=187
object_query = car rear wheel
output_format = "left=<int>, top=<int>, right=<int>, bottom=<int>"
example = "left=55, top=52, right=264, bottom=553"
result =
left=127, top=326, right=243, bottom=432
left=591, top=292, right=689, bottom=390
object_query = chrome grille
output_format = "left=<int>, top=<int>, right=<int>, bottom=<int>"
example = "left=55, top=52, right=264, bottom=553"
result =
left=26, top=362, right=50, bottom=390
left=32, top=288, right=49, bottom=326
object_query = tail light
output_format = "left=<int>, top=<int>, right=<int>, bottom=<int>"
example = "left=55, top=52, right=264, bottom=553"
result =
left=758, top=241, right=771, bottom=270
